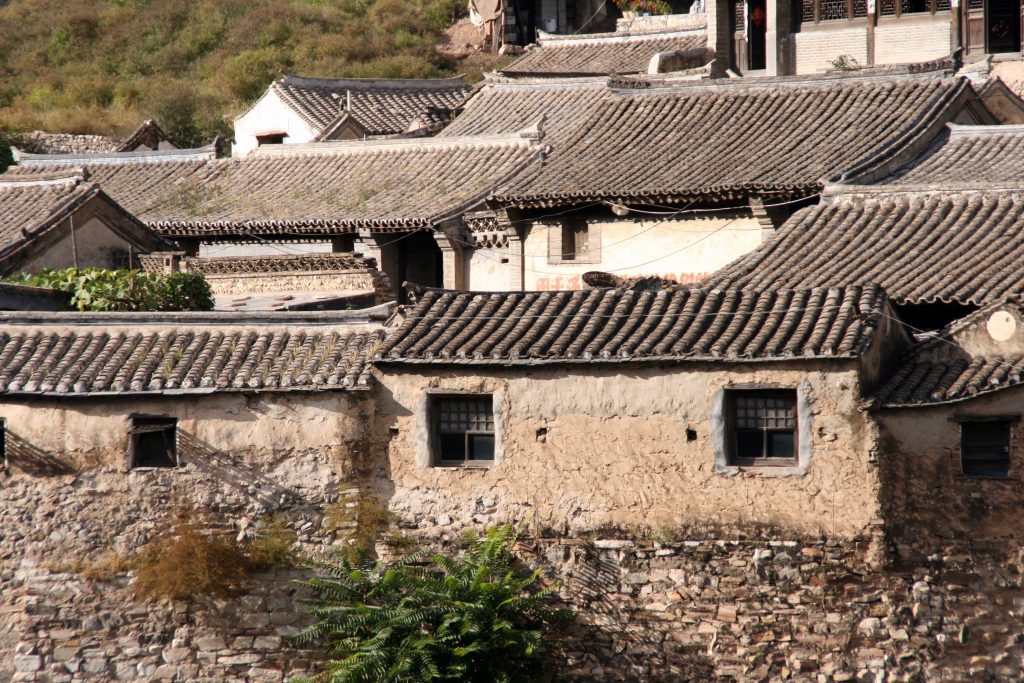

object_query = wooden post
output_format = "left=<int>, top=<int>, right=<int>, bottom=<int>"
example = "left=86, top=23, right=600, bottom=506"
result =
left=951, top=0, right=963, bottom=57
left=70, top=215, right=79, bottom=270
left=867, top=0, right=876, bottom=66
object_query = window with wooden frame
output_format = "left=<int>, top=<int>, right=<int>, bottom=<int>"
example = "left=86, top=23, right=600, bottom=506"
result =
left=433, top=396, right=495, bottom=466
left=960, top=420, right=1010, bottom=478
left=129, top=416, right=178, bottom=468
left=727, top=390, right=798, bottom=466
left=799, top=0, right=945, bottom=24
left=547, top=214, right=599, bottom=264
left=560, top=216, right=589, bottom=261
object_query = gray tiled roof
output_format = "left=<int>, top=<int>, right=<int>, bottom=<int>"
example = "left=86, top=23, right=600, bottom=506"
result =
left=500, top=26, right=707, bottom=76
left=705, top=126, right=1024, bottom=306
left=870, top=301, right=1024, bottom=407
left=704, top=190, right=1024, bottom=305
left=271, top=75, right=470, bottom=136
left=0, top=176, right=97, bottom=256
left=439, top=76, right=611, bottom=145
left=377, top=285, right=886, bottom=363
left=0, top=175, right=168, bottom=272
left=4, top=135, right=543, bottom=237
left=873, top=123, right=1024, bottom=188
left=0, top=311, right=387, bottom=395
left=872, top=354, right=1024, bottom=407
left=492, top=72, right=972, bottom=208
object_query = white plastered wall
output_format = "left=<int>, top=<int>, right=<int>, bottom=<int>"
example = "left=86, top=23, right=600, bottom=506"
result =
left=519, top=212, right=765, bottom=291
left=232, top=89, right=319, bottom=158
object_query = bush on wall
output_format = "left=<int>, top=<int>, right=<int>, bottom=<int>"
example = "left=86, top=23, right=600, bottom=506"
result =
left=292, top=524, right=573, bottom=683
left=5, top=267, right=214, bottom=311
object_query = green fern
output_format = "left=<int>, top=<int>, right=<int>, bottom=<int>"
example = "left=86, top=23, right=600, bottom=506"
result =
left=294, top=524, right=573, bottom=683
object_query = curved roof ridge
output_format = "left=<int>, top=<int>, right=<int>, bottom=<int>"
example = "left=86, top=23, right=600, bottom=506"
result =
left=13, top=143, right=219, bottom=168
left=535, top=22, right=706, bottom=45
left=277, top=74, right=468, bottom=91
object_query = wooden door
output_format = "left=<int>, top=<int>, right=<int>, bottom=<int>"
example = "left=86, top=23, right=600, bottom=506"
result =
left=986, top=0, right=1022, bottom=52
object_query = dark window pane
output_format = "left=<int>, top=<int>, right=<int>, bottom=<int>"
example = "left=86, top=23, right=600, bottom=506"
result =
left=961, top=422, right=1010, bottom=477
left=133, top=419, right=177, bottom=469
left=900, top=0, right=928, bottom=12
left=468, top=434, right=495, bottom=461
left=439, top=433, right=466, bottom=461
left=801, top=0, right=815, bottom=21
left=435, top=396, right=495, bottom=465
left=767, top=431, right=795, bottom=459
left=735, top=430, right=764, bottom=460
left=730, top=391, right=798, bottom=465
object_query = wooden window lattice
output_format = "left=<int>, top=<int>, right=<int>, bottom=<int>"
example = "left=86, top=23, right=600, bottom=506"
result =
left=802, top=0, right=816, bottom=22
left=820, top=0, right=849, bottom=20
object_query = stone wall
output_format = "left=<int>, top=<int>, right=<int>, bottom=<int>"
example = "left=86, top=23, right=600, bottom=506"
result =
left=525, top=535, right=1024, bottom=681
left=0, top=392, right=366, bottom=681
left=876, top=385, right=1024, bottom=553
left=4, top=567, right=320, bottom=682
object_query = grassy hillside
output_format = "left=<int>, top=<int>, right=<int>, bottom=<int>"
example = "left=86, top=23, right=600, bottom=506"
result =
left=0, top=0, right=468, bottom=148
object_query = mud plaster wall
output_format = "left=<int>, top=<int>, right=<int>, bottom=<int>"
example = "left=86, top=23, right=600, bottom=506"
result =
left=0, top=391, right=367, bottom=681
left=370, top=362, right=882, bottom=539
left=876, top=385, right=1024, bottom=554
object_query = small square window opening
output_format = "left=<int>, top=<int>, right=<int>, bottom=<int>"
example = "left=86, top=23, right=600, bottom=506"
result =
left=961, top=421, right=1010, bottom=478
left=256, top=132, right=287, bottom=146
left=728, top=390, right=798, bottom=466
left=130, top=417, right=178, bottom=468
left=434, top=396, right=495, bottom=465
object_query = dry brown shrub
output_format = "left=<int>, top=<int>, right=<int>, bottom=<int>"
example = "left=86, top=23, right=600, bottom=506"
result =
left=246, top=514, right=298, bottom=571
left=133, top=518, right=250, bottom=602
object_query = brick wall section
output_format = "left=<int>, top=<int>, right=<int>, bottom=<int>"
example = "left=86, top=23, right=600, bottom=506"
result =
left=874, top=17, right=950, bottom=66
left=794, top=25, right=869, bottom=74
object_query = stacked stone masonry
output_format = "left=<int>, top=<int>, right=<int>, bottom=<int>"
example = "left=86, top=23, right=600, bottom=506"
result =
left=6, top=527, right=1024, bottom=681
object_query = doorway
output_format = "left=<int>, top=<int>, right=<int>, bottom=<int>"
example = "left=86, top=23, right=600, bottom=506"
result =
left=987, top=0, right=1021, bottom=53
left=397, top=231, right=443, bottom=302
left=748, top=0, right=768, bottom=70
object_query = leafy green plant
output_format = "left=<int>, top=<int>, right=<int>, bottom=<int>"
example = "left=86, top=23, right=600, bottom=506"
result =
left=612, top=0, right=674, bottom=14
left=5, top=267, right=214, bottom=312
left=293, top=524, right=573, bottom=683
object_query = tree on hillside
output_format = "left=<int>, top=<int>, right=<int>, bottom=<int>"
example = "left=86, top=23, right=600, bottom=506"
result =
left=0, top=0, right=467, bottom=145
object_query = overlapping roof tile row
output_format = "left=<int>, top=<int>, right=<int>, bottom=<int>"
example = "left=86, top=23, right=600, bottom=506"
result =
left=705, top=190, right=1024, bottom=305
left=378, top=285, right=886, bottom=363
left=5, top=135, right=544, bottom=237
left=0, top=317, right=386, bottom=395
left=271, top=75, right=471, bottom=137
left=492, top=73, right=972, bottom=207
left=499, top=25, right=707, bottom=77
